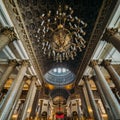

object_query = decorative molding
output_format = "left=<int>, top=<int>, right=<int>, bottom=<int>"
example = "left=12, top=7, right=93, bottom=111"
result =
left=75, top=0, right=118, bottom=85
left=3, top=0, right=44, bottom=85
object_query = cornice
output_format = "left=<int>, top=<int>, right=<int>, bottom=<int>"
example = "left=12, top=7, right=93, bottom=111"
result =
left=75, top=0, right=118, bottom=85
left=3, top=0, right=44, bottom=85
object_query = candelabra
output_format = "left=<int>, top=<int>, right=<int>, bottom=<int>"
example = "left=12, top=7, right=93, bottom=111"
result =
left=38, top=5, right=87, bottom=62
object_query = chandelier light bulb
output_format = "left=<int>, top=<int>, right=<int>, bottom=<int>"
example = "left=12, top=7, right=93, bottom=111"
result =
left=41, top=13, right=45, bottom=17
left=41, top=21, right=44, bottom=26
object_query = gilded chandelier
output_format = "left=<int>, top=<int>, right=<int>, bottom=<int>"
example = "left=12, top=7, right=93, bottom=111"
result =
left=39, top=5, right=87, bottom=62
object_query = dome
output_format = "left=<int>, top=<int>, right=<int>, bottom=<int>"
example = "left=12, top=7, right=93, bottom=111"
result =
left=44, top=67, right=75, bottom=86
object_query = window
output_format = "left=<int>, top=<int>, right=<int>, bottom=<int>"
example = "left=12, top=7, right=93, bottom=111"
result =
left=44, top=67, right=75, bottom=86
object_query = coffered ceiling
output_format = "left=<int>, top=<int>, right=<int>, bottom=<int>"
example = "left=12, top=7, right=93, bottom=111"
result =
left=3, top=0, right=118, bottom=85
left=16, top=0, right=103, bottom=75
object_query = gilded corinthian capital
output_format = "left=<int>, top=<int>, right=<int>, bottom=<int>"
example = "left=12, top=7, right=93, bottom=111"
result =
left=0, top=27, right=17, bottom=41
left=89, top=60, right=98, bottom=67
left=18, top=60, right=30, bottom=67
left=101, top=59, right=111, bottom=67
left=8, top=59, right=18, bottom=66
left=102, top=28, right=118, bottom=42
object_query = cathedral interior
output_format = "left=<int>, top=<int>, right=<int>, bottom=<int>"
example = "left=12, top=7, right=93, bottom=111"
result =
left=0, top=0, right=120, bottom=120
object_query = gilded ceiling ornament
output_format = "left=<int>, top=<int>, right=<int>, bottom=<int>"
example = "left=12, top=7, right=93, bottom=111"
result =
left=103, top=28, right=118, bottom=41
left=38, top=5, right=87, bottom=62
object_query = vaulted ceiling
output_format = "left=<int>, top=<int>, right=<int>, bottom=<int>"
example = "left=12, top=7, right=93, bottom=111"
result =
left=3, top=0, right=118, bottom=86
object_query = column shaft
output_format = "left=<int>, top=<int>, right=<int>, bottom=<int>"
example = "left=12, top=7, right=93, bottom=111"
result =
left=0, top=27, right=17, bottom=51
left=0, top=60, right=29, bottom=120
left=84, top=76, right=102, bottom=120
left=76, top=100, right=81, bottom=120
left=103, top=60, right=120, bottom=93
left=79, top=86, right=89, bottom=118
left=82, top=85, right=93, bottom=118
left=0, top=60, right=17, bottom=92
left=7, top=77, right=26, bottom=120
left=93, top=76, right=115, bottom=119
left=91, top=61, right=120, bottom=119
left=38, top=100, right=43, bottom=117
left=30, top=89, right=41, bottom=118
left=19, top=76, right=36, bottom=120
left=27, top=85, right=37, bottom=119
left=109, top=34, right=120, bottom=52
